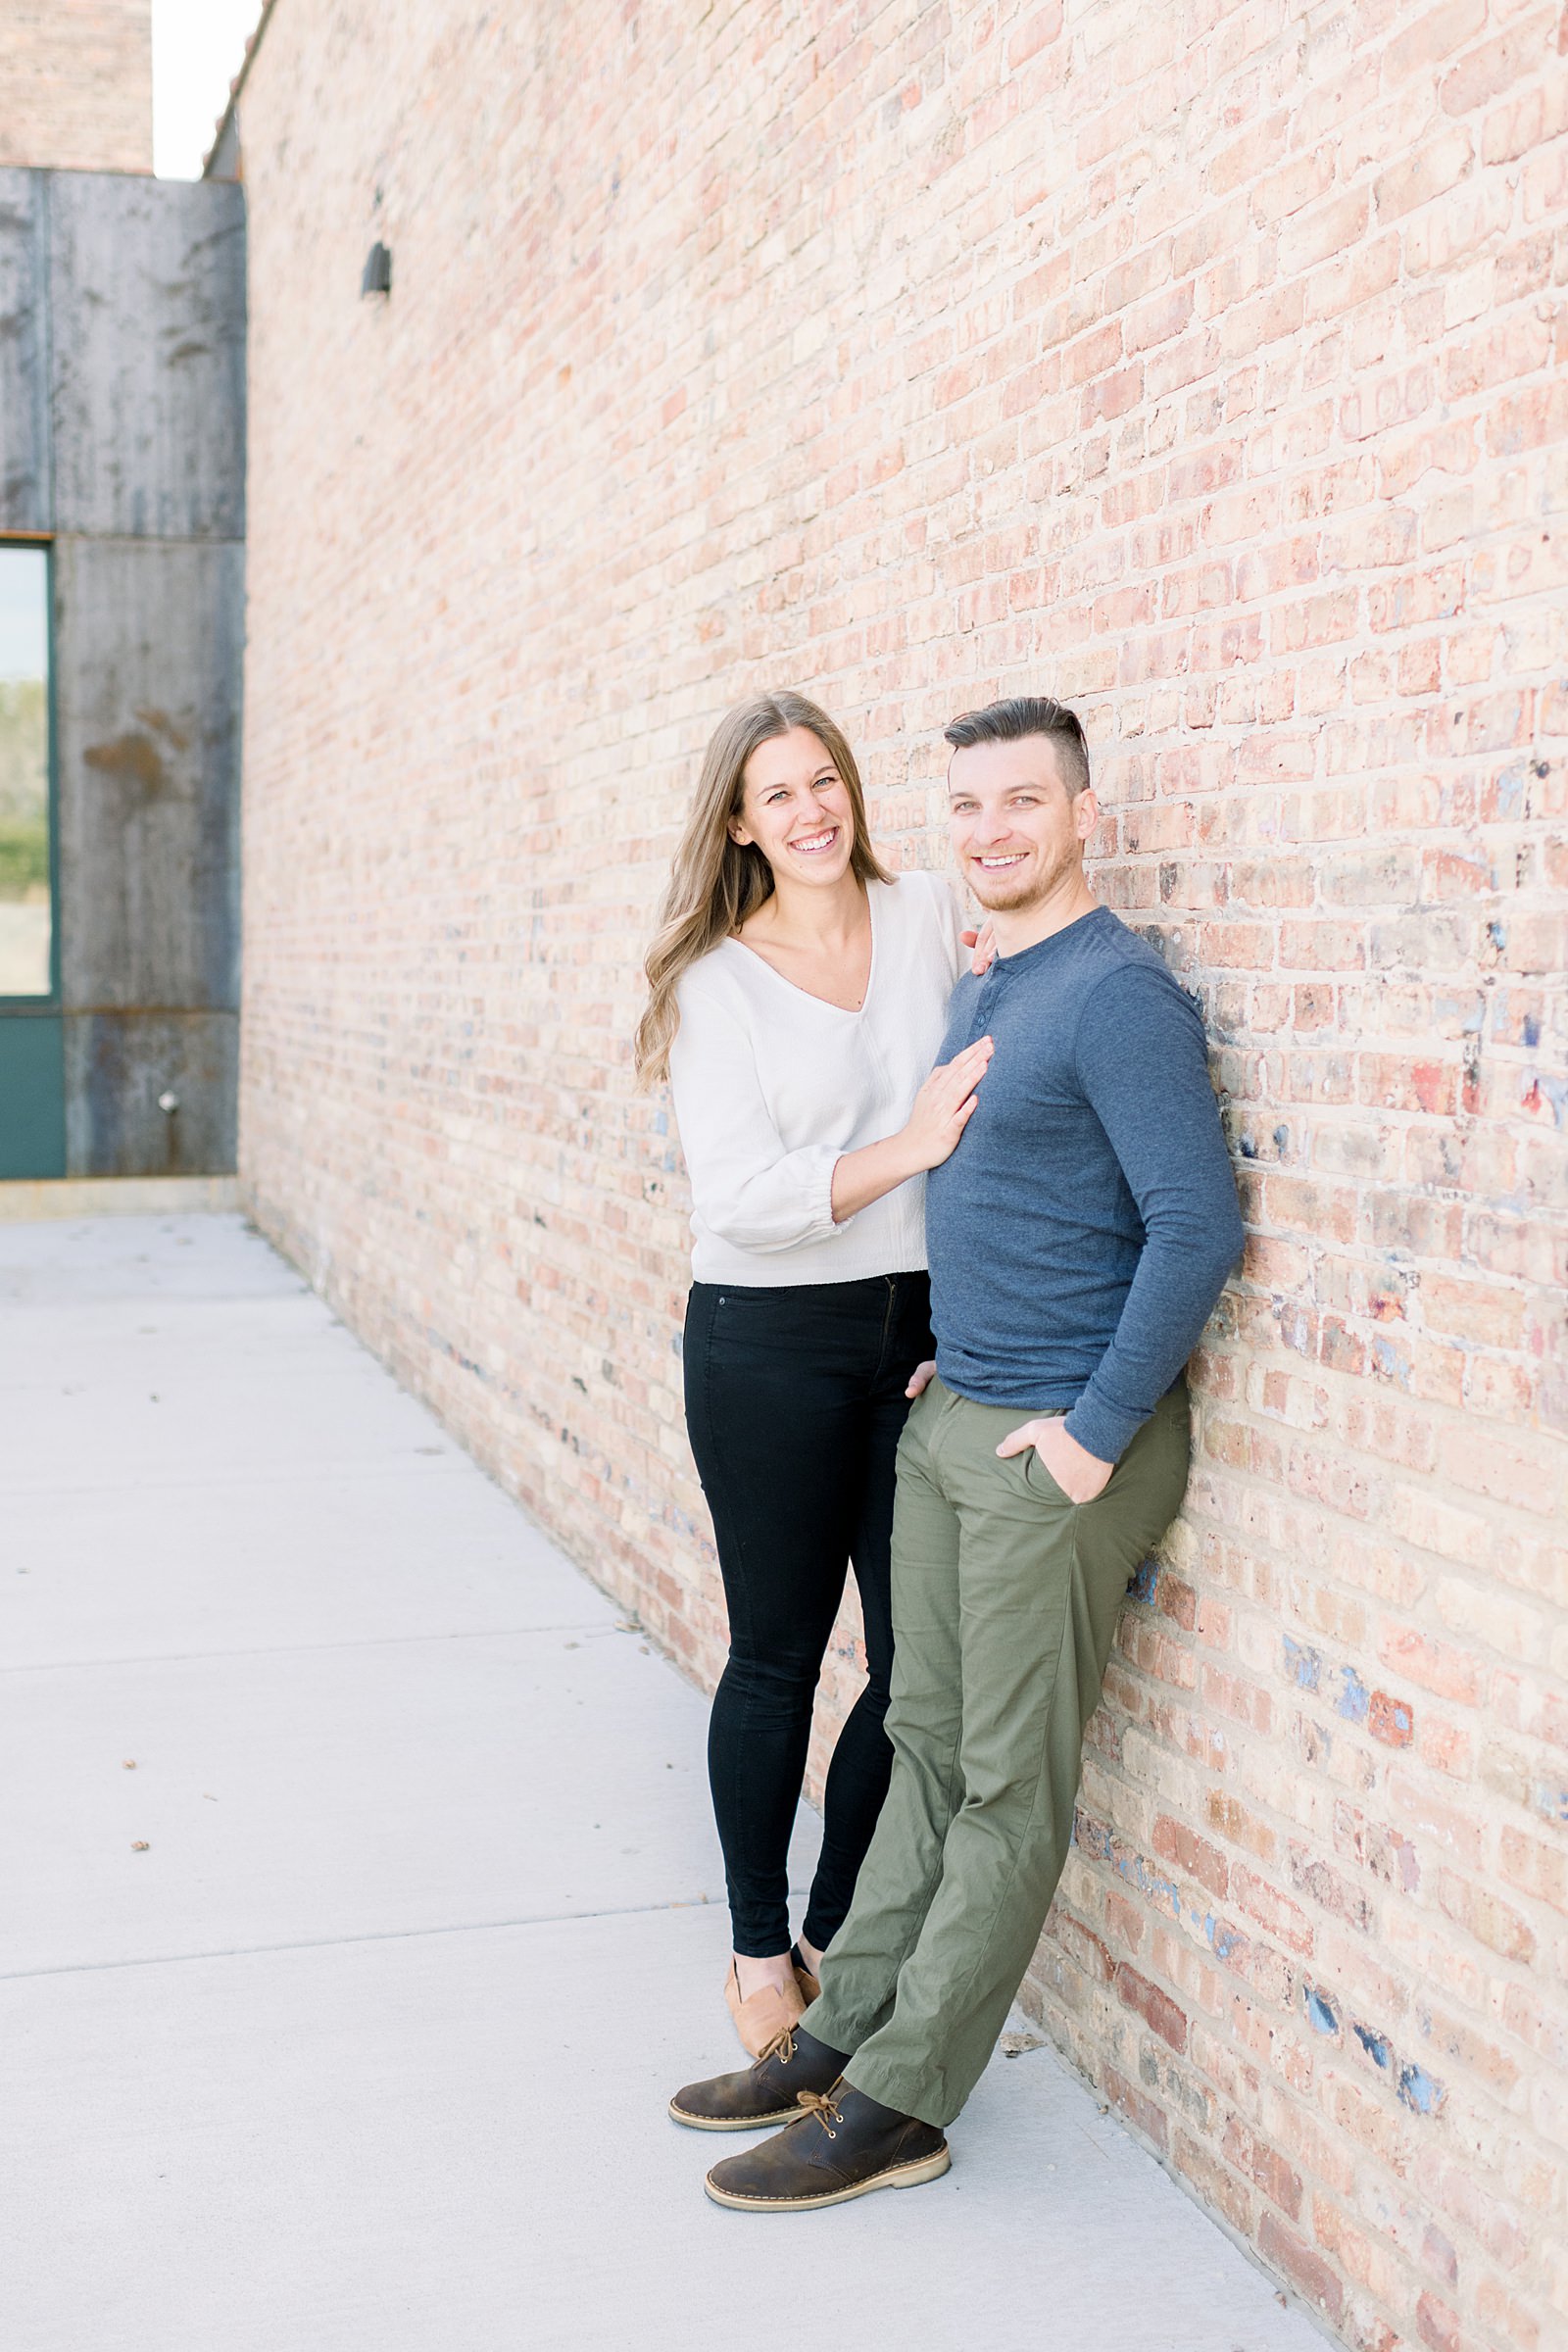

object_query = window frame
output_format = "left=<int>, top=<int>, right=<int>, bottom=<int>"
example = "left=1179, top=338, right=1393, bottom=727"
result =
left=0, top=532, right=60, bottom=1010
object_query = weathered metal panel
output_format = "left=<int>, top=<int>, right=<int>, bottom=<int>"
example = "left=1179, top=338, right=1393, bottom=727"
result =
left=63, top=1008, right=236, bottom=1176
left=48, top=173, right=245, bottom=540
left=0, top=169, right=50, bottom=530
left=0, top=1011, right=66, bottom=1177
left=53, top=535, right=243, bottom=1013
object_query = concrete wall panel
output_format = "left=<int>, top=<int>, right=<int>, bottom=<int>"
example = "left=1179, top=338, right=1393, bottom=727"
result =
left=54, top=535, right=243, bottom=1013
left=49, top=173, right=245, bottom=540
left=0, top=168, right=50, bottom=529
left=0, top=168, right=243, bottom=1181
left=63, top=1007, right=236, bottom=1176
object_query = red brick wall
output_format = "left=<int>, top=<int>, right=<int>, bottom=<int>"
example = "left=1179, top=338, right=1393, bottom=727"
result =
left=0, top=0, right=152, bottom=172
left=236, top=6, right=1568, bottom=2343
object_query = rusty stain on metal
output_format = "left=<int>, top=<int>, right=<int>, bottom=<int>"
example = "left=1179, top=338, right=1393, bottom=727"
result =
left=133, top=705, right=190, bottom=751
left=81, top=731, right=172, bottom=797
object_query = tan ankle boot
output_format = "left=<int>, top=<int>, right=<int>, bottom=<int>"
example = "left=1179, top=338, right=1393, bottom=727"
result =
left=724, top=1960, right=807, bottom=2057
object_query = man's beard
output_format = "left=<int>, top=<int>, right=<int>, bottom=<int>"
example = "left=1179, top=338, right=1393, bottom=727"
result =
left=966, top=843, right=1078, bottom=913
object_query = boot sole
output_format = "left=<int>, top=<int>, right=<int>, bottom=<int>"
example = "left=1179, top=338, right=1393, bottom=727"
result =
left=704, top=2144, right=951, bottom=2210
left=668, top=2097, right=802, bottom=2132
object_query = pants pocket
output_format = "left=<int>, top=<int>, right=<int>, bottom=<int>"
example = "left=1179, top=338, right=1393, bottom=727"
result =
left=1020, top=1445, right=1075, bottom=1506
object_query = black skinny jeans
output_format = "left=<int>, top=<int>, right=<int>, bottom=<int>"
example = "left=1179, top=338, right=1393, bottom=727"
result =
left=683, top=1272, right=934, bottom=1958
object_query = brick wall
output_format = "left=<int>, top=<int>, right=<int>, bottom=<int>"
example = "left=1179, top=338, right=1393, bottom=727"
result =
left=235, top=5, right=1568, bottom=2343
left=0, top=1, right=152, bottom=173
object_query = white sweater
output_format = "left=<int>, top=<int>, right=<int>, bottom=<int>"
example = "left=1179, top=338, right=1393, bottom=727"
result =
left=668, top=871, right=966, bottom=1286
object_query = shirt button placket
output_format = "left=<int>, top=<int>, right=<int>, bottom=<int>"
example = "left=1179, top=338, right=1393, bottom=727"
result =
left=973, top=962, right=1004, bottom=1045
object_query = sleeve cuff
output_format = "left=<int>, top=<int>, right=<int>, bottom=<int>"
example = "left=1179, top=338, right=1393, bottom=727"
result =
left=804, top=1146, right=847, bottom=1240
left=1062, top=1388, right=1148, bottom=1465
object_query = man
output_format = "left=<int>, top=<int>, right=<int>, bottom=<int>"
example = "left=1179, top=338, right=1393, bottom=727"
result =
left=668, top=696, right=1245, bottom=2210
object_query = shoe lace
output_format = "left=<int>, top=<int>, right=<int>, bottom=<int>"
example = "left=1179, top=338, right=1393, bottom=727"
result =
left=758, top=2028, right=796, bottom=2067
left=795, top=2087, right=844, bottom=2140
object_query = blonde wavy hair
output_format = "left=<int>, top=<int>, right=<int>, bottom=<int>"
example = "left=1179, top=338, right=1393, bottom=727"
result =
left=635, top=690, right=892, bottom=1086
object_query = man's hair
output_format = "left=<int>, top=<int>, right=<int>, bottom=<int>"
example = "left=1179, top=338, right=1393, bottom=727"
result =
left=944, top=696, right=1091, bottom=797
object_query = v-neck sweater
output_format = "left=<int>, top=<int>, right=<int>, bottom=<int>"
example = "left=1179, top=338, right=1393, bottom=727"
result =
left=668, top=871, right=965, bottom=1286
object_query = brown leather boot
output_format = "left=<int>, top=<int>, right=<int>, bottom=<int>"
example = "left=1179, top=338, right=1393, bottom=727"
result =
left=704, top=2081, right=951, bottom=2210
left=668, top=2026, right=849, bottom=2132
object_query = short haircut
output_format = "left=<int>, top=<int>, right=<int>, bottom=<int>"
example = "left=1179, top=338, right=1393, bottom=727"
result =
left=944, top=696, right=1091, bottom=797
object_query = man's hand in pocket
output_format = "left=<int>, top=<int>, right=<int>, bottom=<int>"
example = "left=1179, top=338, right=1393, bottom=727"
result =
left=996, top=1416, right=1112, bottom=1503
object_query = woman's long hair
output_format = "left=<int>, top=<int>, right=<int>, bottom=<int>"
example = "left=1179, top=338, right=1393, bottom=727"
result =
left=634, top=691, right=892, bottom=1086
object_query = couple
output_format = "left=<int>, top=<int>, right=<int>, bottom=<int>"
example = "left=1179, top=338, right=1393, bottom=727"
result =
left=636, top=690, right=1243, bottom=2211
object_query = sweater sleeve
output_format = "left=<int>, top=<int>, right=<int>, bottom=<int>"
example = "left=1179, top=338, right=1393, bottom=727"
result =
left=668, top=975, right=846, bottom=1253
left=1062, top=961, right=1245, bottom=1462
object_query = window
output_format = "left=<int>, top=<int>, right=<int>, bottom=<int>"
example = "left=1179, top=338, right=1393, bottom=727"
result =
left=0, top=544, right=53, bottom=1000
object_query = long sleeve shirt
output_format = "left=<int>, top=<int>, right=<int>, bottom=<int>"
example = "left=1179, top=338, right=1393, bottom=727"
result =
left=925, top=905, right=1244, bottom=1460
left=668, top=871, right=964, bottom=1285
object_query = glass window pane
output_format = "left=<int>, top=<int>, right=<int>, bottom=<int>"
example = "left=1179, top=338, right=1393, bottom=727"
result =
left=0, top=545, right=52, bottom=998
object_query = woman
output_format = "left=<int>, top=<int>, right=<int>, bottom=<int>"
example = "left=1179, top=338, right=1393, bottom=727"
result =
left=636, top=690, right=992, bottom=2055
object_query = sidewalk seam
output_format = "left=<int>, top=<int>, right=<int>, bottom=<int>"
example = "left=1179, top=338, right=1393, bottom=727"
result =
left=0, top=1621, right=624, bottom=1673
left=0, top=1886, right=819, bottom=1983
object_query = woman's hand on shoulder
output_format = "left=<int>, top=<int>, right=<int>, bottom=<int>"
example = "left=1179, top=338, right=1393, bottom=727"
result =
left=961, top=921, right=998, bottom=976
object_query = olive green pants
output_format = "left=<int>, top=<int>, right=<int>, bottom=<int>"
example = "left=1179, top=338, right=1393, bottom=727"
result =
left=803, top=1375, right=1191, bottom=2130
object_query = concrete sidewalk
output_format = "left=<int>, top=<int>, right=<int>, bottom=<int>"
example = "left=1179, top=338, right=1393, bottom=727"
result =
left=1, top=1214, right=1327, bottom=2352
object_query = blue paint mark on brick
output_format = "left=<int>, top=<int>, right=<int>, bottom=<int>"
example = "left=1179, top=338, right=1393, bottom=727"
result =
left=1283, top=1636, right=1321, bottom=1692
left=1398, top=2064, right=1446, bottom=2117
left=1337, top=1666, right=1370, bottom=1725
left=1140, top=1862, right=1183, bottom=1916
left=1304, top=1984, right=1340, bottom=2036
left=1352, top=2022, right=1392, bottom=2069
left=1370, top=1334, right=1412, bottom=1390
left=1280, top=1304, right=1313, bottom=1354
left=1129, top=1558, right=1158, bottom=1605
left=1074, top=1808, right=1183, bottom=1917
left=1523, top=1014, right=1541, bottom=1050
left=1534, top=1784, right=1568, bottom=1824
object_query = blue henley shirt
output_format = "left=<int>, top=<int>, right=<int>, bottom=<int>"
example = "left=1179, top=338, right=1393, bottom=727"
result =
left=925, top=904, right=1244, bottom=1462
